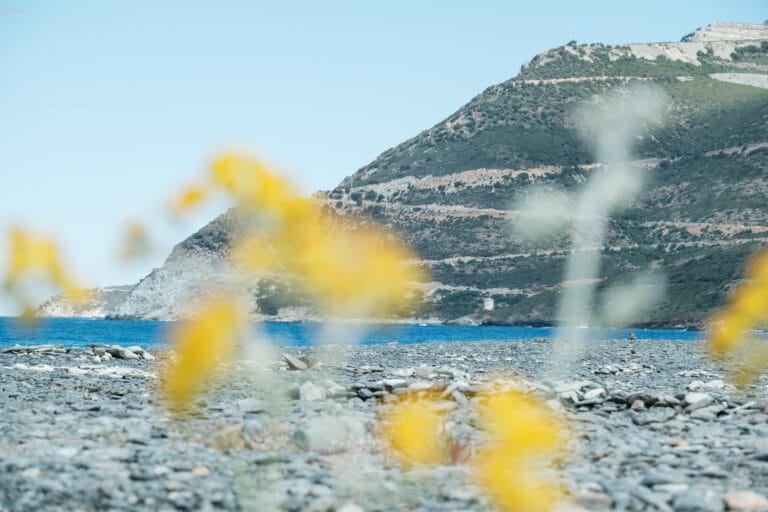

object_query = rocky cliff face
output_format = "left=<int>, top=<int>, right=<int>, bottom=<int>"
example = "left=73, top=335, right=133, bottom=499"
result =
left=41, top=22, right=768, bottom=326
left=38, top=285, right=134, bottom=318
left=682, top=21, right=768, bottom=43
left=40, top=211, right=254, bottom=321
left=110, top=211, right=242, bottom=320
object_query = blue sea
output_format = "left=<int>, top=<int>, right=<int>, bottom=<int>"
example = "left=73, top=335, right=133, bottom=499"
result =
left=0, top=317, right=703, bottom=349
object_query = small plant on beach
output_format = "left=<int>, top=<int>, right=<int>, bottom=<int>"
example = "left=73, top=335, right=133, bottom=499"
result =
left=3, top=227, right=87, bottom=319
left=380, top=394, right=450, bottom=466
left=706, top=248, right=768, bottom=387
left=474, top=390, right=565, bottom=512
left=381, top=389, right=566, bottom=511
left=162, top=296, right=248, bottom=411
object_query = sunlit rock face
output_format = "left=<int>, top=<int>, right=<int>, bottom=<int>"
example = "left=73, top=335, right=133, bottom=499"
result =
left=38, top=285, right=133, bottom=318
left=681, top=22, right=768, bottom=43
left=39, top=211, right=248, bottom=321
left=41, top=22, right=768, bottom=327
left=113, top=211, right=244, bottom=320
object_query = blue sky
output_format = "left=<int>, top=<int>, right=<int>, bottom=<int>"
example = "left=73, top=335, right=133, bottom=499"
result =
left=0, top=1, right=765, bottom=313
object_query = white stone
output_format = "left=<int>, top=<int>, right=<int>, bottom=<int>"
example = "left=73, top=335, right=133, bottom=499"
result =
left=441, top=380, right=470, bottom=398
left=235, top=398, right=265, bottom=413
left=337, top=504, right=364, bottom=512
left=433, top=400, right=458, bottom=412
left=382, top=378, right=408, bottom=389
left=299, top=382, right=326, bottom=401
left=92, top=366, right=155, bottom=379
left=303, top=416, right=366, bottom=452
left=723, top=490, right=768, bottom=510
left=120, top=349, right=140, bottom=360
left=408, top=381, right=433, bottom=391
left=582, top=387, right=606, bottom=400
left=58, top=446, right=79, bottom=458
left=553, top=380, right=590, bottom=393
left=689, top=404, right=726, bottom=420
left=323, top=379, right=347, bottom=397
left=703, top=379, right=725, bottom=390
left=684, top=392, right=713, bottom=411
left=282, top=353, right=307, bottom=371
left=13, top=363, right=54, bottom=372
left=451, top=390, right=468, bottom=404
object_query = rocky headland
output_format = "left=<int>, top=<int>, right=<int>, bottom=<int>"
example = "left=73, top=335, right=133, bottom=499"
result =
left=39, top=21, right=768, bottom=329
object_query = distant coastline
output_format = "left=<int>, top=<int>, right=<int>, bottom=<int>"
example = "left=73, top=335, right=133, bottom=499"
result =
left=36, top=312, right=706, bottom=331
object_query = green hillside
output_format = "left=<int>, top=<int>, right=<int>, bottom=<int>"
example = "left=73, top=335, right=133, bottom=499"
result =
left=325, top=24, right=768, bottom=327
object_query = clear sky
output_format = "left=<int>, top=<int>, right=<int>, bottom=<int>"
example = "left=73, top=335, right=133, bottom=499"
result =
left=0, top=1, right=765, bottom=313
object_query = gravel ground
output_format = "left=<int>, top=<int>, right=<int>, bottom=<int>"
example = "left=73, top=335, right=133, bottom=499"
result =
left=2, top=339, right=768, bottom=512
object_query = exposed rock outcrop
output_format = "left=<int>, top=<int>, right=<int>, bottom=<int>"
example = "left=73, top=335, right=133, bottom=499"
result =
left=681, top=21, right=768, bottom=42
left=38, top=285, right=133, bottom=318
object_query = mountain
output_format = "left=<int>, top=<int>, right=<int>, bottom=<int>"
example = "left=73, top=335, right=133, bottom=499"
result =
left=40, top=21, right=768, bottom=327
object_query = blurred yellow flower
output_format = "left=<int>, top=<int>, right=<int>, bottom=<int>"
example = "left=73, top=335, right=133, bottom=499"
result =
left=380, top=394, right=448, bottom=466
left=120, top=222, right=152, bottom=261
left=162, top=153, right=426, bottom=410
left=208, top=152, right=425, bottom=317
left=162, top=297, right=247, bottom=410
left=731, top=345, right=768, bottom=389
left=707, top=249, right=768, bottom=386
left=323, top=228, right=419, bottom=315
left=4, top=227, right=87, bottom=313
left=474, top=390, right=564, bottom=512
left=379, top=389, right=565, bottom=510
left=211, top=153, right=301, bottom=215
left=171, top=185, right=207, bottom=215
left=257, top=221, right=422, bottom=317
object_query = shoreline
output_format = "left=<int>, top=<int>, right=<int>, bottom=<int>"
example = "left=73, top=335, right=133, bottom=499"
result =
left=29, top=312, right=709, bottom=331
left=8, top=314, right=708, bottom=333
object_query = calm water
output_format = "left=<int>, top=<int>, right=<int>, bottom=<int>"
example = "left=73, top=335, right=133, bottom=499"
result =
left=0, top=317, right=703, bottom=349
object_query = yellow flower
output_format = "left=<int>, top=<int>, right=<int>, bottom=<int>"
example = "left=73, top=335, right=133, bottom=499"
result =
left=162, top=298, right=247, bottom=410
left=380, top=394, right=448, bottom=466
left=707, top=311, right=749, bottom=357
left=6, top=228, right=58, bottom=285
left=474, top=390, right=564, bottom=512
left=735, top=343, right=768, bottom=388
left=379, top=388, right=565, bottom=511
left=232, top=234, right=280, bottom=273
left=287, top=223, right=424, bottom=316
left=706, top=248, right=768, bottom=386
left=170, top=185, right=207, bottom=215
left=211, top=152, right=425, bottom=317
left=211, top=153, right=300, bottom=216
left=4, top=228, right=87, bottom=312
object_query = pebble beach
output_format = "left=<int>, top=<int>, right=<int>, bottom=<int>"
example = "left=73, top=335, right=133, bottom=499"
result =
left=2, top=339, right=768, bottom=512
